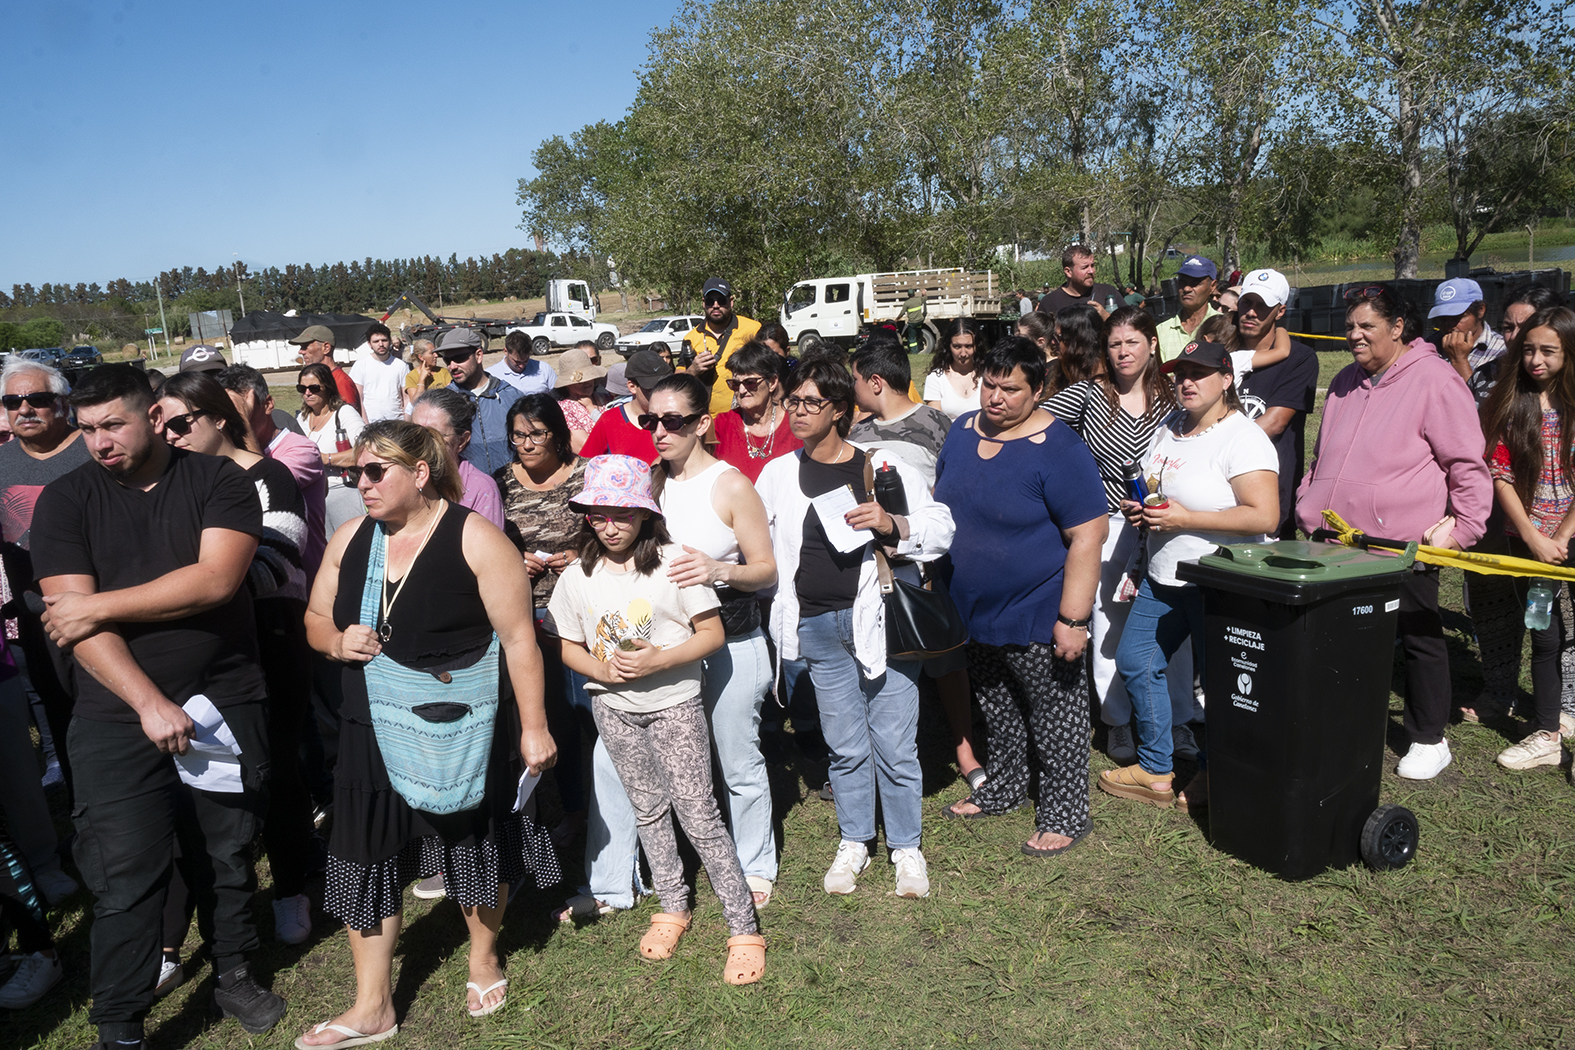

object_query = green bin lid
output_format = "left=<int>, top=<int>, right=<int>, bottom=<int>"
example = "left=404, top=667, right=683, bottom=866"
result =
left=1194, top=539, right=1414, bottom=583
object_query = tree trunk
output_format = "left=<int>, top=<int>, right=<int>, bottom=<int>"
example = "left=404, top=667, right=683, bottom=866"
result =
left=1393, top=78, right=1424, bottom=279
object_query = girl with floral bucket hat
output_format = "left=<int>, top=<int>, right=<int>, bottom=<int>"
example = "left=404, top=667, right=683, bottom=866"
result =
left=543, top=455, right=765, bottom=984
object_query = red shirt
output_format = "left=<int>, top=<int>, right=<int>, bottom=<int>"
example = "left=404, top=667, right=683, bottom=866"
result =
left=580, top=403, right=657, bottom=463
left=332, top=365, right=361, bottom=412
left=711, top=409, right=802, bottom=483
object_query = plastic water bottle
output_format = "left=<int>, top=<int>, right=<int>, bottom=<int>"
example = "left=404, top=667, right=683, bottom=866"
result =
left=1525, top=579, right=1555, bottom=630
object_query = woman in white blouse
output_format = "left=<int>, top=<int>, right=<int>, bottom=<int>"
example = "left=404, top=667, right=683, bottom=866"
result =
left=923, top=319, right=984, bottom=420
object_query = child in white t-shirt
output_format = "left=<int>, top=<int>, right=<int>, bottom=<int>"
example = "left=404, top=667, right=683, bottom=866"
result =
left=544, top=454, right=765, bottom=985
left=1198, top=314, right=1292, bottom=386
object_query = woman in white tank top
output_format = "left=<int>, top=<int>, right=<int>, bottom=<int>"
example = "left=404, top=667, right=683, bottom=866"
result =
left=647, top=374, right=781, bottom=907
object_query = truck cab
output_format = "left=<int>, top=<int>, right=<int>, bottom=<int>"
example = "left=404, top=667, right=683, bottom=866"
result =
left=546, top=279, right=597, bottom=319
left=780, top=277, right=862, bottom=349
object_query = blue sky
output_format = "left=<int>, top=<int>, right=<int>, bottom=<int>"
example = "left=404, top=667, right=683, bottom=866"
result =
left=1, top=0, right=677, bottom=291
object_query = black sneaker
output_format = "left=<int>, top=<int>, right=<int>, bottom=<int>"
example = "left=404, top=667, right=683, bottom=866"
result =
left=214, top=964, right=286, bottom=1034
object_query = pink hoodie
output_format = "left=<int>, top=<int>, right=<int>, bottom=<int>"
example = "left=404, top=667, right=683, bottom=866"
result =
left=1296, top=340, right=1492, bottom=547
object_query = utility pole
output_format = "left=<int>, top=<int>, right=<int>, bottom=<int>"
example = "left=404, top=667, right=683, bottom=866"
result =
left=154, top=274, right=171, bottom=357
left=234, top=255, right=247, bottom=317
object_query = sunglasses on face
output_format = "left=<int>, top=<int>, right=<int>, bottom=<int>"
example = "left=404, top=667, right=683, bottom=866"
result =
left=2, top=392, right=58, bottom=411
left=724, top=376, right=765, bottom=393
left=345, top=461, right=399, bottom=485
left=163, top=410, right=207, bottom=436
left=585, top=510, right=639, bottom=527
left=296, top=383, right=324, bottom=395
left=784, top=395, right=831, bottom=414
left=637, top=411, right=703, bottom=433
left=704, top=294, right=729, bottom=307
left=441, top=350, right=477, bottom=363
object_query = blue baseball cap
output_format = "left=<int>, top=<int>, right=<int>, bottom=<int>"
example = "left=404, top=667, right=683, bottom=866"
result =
left=1429, top=278, right=1484, bottom=319
left=1177, top=255, right=1217, bottom=279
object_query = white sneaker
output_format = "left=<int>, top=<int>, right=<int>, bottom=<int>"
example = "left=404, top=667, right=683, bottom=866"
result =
left=822, top=840, right=870, bottom=895
left=0, top=951, right=62, bottom=1009
left=155, top=955, right=184, bottom=998
left=1497, top=729, right=1563, bottom=770
left=1107, top=724, right=1136, bottom=764
left=35, top=868, right=78, bottom=906
left=891, top=848, right=930, bottom=899
left=272, top=893, right=312, bottom=945
left=1560, top=711, right=1574, bottom=740
left=1397, top=739, right=1452, bottom=780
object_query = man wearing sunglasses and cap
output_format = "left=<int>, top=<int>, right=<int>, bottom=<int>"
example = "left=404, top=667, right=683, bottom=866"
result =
left=289, top=324, right=361, bottom=414
left=580, top=349, right=673, bottom=464
left=683, top=277, right=762, bottom=417
left=437, top=327, right=523, bottom=475
left=1430, top=277, right=1506, bottom=406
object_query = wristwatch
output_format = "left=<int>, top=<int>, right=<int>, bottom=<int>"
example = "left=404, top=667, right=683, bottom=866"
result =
left=1056, top=614, right=1091, bottom=629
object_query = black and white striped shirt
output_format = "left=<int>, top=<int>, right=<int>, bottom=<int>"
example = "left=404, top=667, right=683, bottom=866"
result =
left=1044, top=380, right=1170, bottom=514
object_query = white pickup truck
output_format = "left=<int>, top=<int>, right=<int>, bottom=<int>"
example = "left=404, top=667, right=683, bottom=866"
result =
left=505, top=311, right=620, bottom=354
left=780, top=268, right=1001, bottom=354
left=613, top=315, right=705, bottom=358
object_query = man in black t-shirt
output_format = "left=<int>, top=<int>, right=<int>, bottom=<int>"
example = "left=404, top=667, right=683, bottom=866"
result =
left=30, top=365, right=286, bottom=1044
left=1037, top=244, right=1122, bottom=319
left=1233, top=269, right=1319, bottom=538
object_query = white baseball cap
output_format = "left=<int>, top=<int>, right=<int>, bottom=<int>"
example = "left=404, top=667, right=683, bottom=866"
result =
left=1238, top=269, right=1291, bottom=310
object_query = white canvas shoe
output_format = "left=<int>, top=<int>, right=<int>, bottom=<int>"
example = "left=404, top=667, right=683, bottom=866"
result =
left=1397, top=740, right=1452, bottom=780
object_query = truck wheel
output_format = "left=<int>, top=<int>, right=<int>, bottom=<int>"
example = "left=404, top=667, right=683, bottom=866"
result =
left=597, top=331, right=616, bottom=351
left=1360, top=803, right=1418, bottom=871
left=919, top=326, right=938, bottom=357
left=798, top=330, right=821, bottom=355
left=531, top=336, right=551, bottom=355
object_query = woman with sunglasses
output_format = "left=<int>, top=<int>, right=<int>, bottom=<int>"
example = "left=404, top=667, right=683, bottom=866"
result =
left=709, top=340, right=801, bottom=483
left=298, top=362, right=367, bottom=536
left=1296, top=286, right=1493, bottom=781
left=301, top=421, right=558, bottom=1043
left=1102, top=339, right=1279, bottom=812
left=755, top=358, right=954, bottom=899
left=923, top=318, right=985, bottom=420
left=645, top=373, right=780, bottom=906
left=153, top=372, right=319, bottom=948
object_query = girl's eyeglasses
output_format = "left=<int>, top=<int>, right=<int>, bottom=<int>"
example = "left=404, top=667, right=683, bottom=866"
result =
left=345, top=461, right=399, bottom=485
left=585, top=510, right=639, bottom=527
left=637, top=412, right=703, bottom=433
left=296, top=383, right=324, bottom=395
left=163, top=410, right=207, bottom=436
left=725, top=376, right=765, bottom=393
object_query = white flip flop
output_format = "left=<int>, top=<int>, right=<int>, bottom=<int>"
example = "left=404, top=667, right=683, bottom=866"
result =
left=294, top=1021, right=399, bottom=1050
left=466, top=978, right=508, bottom=1018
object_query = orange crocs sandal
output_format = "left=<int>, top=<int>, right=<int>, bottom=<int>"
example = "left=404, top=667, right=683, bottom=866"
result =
left=1098, top=763, right=1175, bottom=807
left=638, top=913, right=690, bottom=961
left=723, top=934, right=766, bottom=985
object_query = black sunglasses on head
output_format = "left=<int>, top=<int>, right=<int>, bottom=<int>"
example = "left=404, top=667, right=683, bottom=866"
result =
left=2, top=392, right=58, bottom=410
left=637, top=411, right=704, bottom=433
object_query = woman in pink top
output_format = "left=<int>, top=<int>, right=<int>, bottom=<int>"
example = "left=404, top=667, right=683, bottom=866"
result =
left=1295, top=286, right=1493, bottom=782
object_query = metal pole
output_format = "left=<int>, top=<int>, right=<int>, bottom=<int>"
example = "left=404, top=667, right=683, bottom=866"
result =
left=154, top=275, right=171, bottom=355
left=235, top=257, right=246, bottom=317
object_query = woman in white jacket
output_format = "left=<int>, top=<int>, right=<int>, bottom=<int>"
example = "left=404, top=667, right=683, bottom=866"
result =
left=755, top=358, right=954, bottom=901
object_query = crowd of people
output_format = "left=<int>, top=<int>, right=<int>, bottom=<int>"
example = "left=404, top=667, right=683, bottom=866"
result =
left=0, top=251, right=1572, bottom=1046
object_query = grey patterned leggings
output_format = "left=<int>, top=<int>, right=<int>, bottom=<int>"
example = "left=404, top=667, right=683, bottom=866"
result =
left=967, top=642, right=1092, bottom=838
left=591, top=696, right=758, bottom=936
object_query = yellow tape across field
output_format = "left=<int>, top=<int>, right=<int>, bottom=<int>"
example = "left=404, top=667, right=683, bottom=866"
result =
left=1321, top=510, right=1575, bottom=581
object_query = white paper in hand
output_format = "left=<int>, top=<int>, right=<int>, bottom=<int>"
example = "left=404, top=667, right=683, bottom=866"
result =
left=174, top=694, right=246, bottom=793
left=513, top=770, right=542, bottom=814
left=811, top=484, right=869, bottom=554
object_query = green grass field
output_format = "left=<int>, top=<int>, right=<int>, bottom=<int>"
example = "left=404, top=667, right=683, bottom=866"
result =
left=10, top=349, right=1575, bottom=1050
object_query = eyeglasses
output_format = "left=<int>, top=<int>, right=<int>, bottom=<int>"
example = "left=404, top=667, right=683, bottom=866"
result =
left=295, top=383, right=324, bottom=395
left=784, top=396, right=832, bottom=414
left=440, top=350, right=476, bottom=363
left=511, top=428, right=553, bottom=446
left=637, top=411, right=703, bottom=433
left=1343, top=284, right=1392, bottom=301
left=725, top=376, right=766, bottom=393
left=585, top=509, right=640, bottom=527
left=703, top=294, right=729, bottom=307
left=1, top=392, right=58, bottom=410
left=345, top=461, right=400, bottom=485
left=163, top=410, right=207, bottom=436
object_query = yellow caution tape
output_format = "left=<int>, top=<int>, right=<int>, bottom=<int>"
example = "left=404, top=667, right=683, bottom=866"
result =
left=1289, top=332, right=1348, bottom=343
left=1321, top=510, right=1575, bottom=581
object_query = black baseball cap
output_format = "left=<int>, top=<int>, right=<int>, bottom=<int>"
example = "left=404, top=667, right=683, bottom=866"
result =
left=702, top=277, right=733, bottom=300
left=1160, top=339, right=1230, bottom=374
left=624, top=349, right=674, bottom=390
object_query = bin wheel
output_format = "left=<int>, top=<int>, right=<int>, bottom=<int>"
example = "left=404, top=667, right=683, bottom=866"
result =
left=1360, top=803, right=1418, bottom=871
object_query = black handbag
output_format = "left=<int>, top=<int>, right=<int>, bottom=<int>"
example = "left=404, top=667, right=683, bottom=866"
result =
left=862, top=459, right=969, bottom=660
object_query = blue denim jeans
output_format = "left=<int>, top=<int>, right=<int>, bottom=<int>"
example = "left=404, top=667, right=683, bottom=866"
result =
left=798, top=609, right=922, bottom=850
left=702, top=629, right=778, bottom=881
left=1114, top=578, right=1206, bottom=775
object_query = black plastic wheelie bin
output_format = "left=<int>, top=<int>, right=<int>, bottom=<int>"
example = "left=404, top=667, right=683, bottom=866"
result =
left=1175, top=540, right=1420, bottom=879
